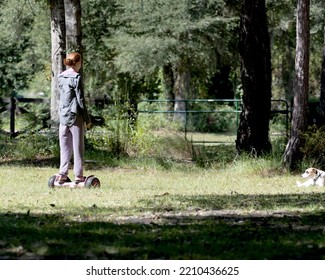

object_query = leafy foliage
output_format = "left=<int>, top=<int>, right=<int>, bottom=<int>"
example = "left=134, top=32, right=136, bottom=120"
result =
left=187, top=103, right=237, bottom=132
left=301, top=125, right=325, bottom=166
left=0, top=0, right=324, bottom=164
left=0, top=0, right=50, bottom=97
left=82, top=0, right=118, bottom=97
left=107, top=0, right=238, bottom=79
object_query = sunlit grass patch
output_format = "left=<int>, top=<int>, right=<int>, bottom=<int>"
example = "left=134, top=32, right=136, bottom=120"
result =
left=1, top=157, right=325, bottom=259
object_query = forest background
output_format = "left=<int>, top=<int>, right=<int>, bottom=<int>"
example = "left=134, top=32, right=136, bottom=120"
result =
left=0, top=0, right=324, bottom=170
left=2, top=0, right=325, bottom=261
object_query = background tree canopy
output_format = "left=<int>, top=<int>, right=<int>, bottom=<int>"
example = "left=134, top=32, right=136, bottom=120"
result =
left=1, top=0, right=325, bottom=168
left=0, top=0, right=323, bottom=103
left=107, top=0, right=237, bottom=77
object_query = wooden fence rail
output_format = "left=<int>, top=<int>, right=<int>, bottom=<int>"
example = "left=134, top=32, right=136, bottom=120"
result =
left=0, top=97, right=106, bottom=137
left=0, top=97, right=49, bottom=137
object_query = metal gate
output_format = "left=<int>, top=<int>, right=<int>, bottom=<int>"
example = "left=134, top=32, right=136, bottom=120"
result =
left=138, top=99, right=290, bottom=145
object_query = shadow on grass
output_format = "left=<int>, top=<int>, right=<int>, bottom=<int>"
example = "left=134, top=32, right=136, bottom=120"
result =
left=1, top=204, right=325, bottom=260
left=0, top=154, right=117, bottom=170
left=0, top=157, right=59, bottom=168
left=164, top=192, right=325, bottom=211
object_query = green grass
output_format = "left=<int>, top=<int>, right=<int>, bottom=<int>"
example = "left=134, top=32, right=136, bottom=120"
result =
left=0, top=115, right=323, bottom=259
left=1, top=160, right=325, bottom=260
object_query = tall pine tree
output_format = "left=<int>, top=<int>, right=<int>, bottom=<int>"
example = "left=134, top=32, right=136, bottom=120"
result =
left=236, top=0, right=272, bottom=155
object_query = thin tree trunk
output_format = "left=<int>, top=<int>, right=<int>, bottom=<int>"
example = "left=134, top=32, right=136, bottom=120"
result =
left=283, top=44, right=296, bottom=103
left=173, top=61, right=190, bottom=123
left=50, top=0, right=66, bottom=126
left=319, top=26, right=325, bottom=125
left=162, top=64, right=174, bottom=120
left=283, top=0, right=310, bottom=170
left=64, top=0, right=82, bottom=53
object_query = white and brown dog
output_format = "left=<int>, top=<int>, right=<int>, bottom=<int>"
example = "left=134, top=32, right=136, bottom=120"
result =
left=296, top=167, right=325, bottom=187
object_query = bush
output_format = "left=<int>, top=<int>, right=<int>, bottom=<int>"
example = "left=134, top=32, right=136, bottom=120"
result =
left=301, top=125, right=325, bottom=166
left=187, top=103, right=237, bottom=133
left=86, top=106, right=132, bottom=157
left=0, top=131, right=59, bottom=163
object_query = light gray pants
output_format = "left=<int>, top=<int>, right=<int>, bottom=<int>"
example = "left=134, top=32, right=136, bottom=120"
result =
left=59, top=115, right=85, bottom=179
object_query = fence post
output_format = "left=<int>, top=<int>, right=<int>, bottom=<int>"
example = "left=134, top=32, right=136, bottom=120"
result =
left=10, top=97, right=16, bottom=137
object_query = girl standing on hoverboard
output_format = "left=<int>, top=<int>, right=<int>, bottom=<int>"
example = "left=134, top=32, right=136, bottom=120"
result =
left=57, top=52, right=91, bottom=184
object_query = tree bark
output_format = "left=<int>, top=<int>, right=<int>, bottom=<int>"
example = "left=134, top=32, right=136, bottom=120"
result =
left=283, top=0, right=310, bottom=170
left=162, top=64, right=174, bottom=120
left=50, top=0, right=66, bottom=126
left=318, top=26, right=325, bottom=125
left=173, top=61, right=190, bottom=123
left=64, top=0, right=82, bottom=53
left=236, top=0, right=272, bottom=155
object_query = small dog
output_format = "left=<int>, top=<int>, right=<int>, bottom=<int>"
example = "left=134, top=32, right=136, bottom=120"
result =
left=296, top=167, right=325, bottom=187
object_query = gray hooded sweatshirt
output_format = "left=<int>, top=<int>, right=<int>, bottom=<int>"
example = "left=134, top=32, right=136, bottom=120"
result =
left=58, top=69, right=90, bottom=126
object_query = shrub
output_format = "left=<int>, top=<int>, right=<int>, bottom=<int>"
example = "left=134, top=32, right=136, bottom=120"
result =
left=301, top=125, right=325, bottom=166
left=187, top=103, right=237, bottom=133
left=86, top=106, right=132, bottom=157
left=0, top=131, right=59, bottom=163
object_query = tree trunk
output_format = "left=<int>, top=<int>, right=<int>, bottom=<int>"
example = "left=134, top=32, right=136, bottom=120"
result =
left=236, top=0, right=272, bottom=155
left=64, top=0, right=82, bottom=53
left=283, top=42, right=296, bottom=103
left=50, top=0, right=66, bottom=126
left=162, top=64, right=174, bottom=120
left=173, top=61, right=190, bottom=123
left=319, top=25, right=325, bottom=125
left=283, top=0, right=310, bottom=170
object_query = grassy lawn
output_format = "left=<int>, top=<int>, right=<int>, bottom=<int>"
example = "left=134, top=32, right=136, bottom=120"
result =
left=1, top=159, right=325, bottom=260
